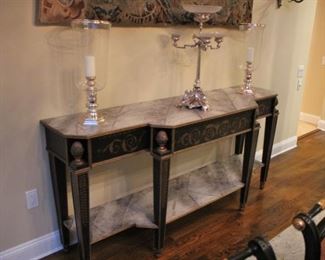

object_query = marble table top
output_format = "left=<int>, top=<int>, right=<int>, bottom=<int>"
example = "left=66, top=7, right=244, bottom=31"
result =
left=41, top=86, right=276, bottom=138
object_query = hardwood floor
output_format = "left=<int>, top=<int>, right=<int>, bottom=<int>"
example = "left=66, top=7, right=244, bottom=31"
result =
left=44, top=131, right=325, bottom=260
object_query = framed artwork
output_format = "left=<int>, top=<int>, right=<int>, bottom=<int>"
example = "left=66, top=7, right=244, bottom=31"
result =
left=37, top=0, right=253, bottom=27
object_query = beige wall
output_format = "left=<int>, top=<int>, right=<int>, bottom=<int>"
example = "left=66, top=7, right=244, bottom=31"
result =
left=0, top=0, right=317, bottom=252
left=301, top=0, right=325, bottom=119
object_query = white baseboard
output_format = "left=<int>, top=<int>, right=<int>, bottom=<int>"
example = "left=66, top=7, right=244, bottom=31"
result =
left=299, top=112, right=320, bottom=125
left=0, top=136, right=299, bottom=260
left=255, top=136, right=298, bottom=162
left=300, top=112, right=325, bottom=131
left=317, top=120, right=325, bottom=131
left=0, top=231, right=62, bottom=260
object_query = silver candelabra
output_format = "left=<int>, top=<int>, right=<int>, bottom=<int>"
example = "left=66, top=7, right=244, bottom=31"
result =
left=171, top=5, right=224, bottom=111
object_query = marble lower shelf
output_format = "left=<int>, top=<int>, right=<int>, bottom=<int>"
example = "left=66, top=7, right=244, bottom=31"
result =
left=65, top=155, right=261, bottom=244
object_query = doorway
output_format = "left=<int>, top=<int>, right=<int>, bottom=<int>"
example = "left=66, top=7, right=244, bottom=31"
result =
left=298, top=0, right=325, bottom=139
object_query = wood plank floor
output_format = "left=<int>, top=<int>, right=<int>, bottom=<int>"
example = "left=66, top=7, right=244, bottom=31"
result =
left=44, top=131, right=325, bottom=260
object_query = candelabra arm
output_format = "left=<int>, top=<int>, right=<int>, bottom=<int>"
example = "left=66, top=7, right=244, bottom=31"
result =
left=195, top=45, right=202, bottom=89
left=173, top=42, right=198, bottom=49
left=208, top=45, right=221, bottom=50
left=199, top=21, right=203, bottom=32
left=173, top=43, right=186, bottom=49
left=185, top=43, right=198, bottom=48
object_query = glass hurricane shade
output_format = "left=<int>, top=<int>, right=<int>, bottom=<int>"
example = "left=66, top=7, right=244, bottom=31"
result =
left=237, top=23, right=265, bottom=71
left=70, top=19, right=111, bottom=91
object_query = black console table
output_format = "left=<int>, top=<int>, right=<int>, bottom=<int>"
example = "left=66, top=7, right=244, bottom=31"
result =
left=41, top=86, right=277, bottom=259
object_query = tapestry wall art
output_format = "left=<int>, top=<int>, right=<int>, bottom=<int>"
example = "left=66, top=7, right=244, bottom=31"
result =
left=37, top=0, right=253, bottom=27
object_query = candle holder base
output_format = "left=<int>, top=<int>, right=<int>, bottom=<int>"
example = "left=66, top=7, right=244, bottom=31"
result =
left=83, top=115, right=105, bottom=126
left=178, top=87, right=209, bottom=111
left=241, top=86, right=255, bottom=96
left=80, top=76, right=107, bottom=126
left=77, top=113, right=107, bottom=128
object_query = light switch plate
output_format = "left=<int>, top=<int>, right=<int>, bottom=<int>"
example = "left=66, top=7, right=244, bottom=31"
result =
left=297, top=65, right=305, bottom=78
left=322, top=56, right=325, bottom=65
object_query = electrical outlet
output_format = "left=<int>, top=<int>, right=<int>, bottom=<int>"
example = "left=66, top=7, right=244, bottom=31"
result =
left=25, top=189, right=39, bottom=209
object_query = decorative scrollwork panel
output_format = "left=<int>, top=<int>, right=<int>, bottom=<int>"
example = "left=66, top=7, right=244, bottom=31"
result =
left=91, top=127, right=150, bottom=163
left=174, top=110, right=254, bottom=151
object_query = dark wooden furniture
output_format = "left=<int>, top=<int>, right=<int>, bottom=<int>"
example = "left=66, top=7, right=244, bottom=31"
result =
left=228, top=237, right=276, bottom=260
left=229, top=199, right=325, bottom=260
left=293, top=199, right=325, bottom=260
left=41, top=86, right=277, bottom=260
left=235, top=92, right=278, bottom=189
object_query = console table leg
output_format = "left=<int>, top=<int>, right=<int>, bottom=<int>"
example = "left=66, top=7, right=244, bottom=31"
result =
left=153, top=155, right=171, bottom=255
left=260, top=110, right=278, bottom=190
left=48, top=154, right=70, bottom=251
left=240, top=125, right=260, bottom=210
left=235, top=134, right=245, bottom=155
left=70, top=169, right=90, bottom=260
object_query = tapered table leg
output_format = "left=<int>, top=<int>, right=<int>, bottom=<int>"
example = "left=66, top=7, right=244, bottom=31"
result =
left=70, top=169, right=90, bottom=260
left=260, top=110, right=278, bottom=189
left=153, top=155, right=171, bottom=255
left=235, top=134, right=245, bottom=155
left=240, top=124, right=260, bottom=209
left=48, top=154, right=70, bottom=251
left=69, top=141, right=90, bottom=260
left=151, top=130, right=171, bottom=255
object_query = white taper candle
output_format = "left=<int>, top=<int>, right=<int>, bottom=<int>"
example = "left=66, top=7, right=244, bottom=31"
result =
left=85, top=56, right=96, bottom=78
left=247, top=47, right=255, bottom=63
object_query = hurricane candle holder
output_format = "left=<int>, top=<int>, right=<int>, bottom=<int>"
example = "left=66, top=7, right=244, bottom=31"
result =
left=71, top=19, right=111, bottom=126
left=171, top=5, right=224, bottom=111
left=238, top=23, right=265, bottom=96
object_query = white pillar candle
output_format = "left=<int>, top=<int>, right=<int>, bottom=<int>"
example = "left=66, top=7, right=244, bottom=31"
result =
left=85, top=55, right=96, bottom=78
left=247, top=47, right=255, bottom=63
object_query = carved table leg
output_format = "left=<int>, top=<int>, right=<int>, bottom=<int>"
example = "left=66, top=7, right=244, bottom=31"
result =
left=153, top=155, right=171, bottom=255
left=240, top=124, right=260, bottom=210
left=69, top=141, right=90, bottom=260
left=152, top=130, right=171, bottom=255
left=235, top=134, right=245, bottom=155
left=48, top=154, right=70, bottom=251
left=260, top=110, right=278, bottom=189
left=71, top=169, right=90, bottom=260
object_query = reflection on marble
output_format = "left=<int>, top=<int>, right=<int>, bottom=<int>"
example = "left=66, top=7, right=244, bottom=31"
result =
left=65, top=155, right=256, bottom=244
left=166, top=157, right=245, bottom=223
left=41, top=86, right=276, bottom=138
